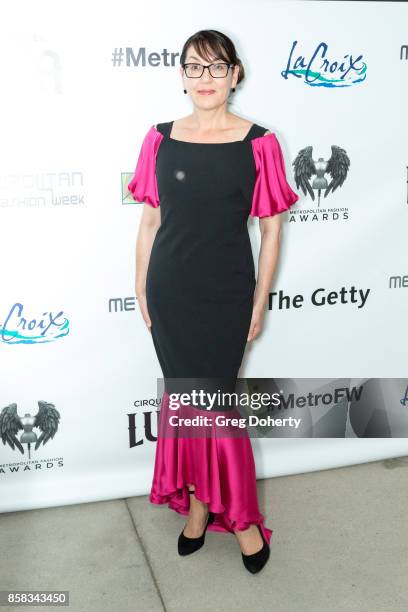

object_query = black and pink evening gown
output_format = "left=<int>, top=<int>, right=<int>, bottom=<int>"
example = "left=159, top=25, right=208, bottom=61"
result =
left=128, top=120, right=299, bottom=545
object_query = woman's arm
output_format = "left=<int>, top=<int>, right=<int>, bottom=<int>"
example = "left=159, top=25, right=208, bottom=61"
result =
left=248, top=214, right=282, bottom=341
left=135, top=204, right=161, bottom=330
left=253, top=213, right=282, bottom=311
left=247, top=128, right=282, bottom=342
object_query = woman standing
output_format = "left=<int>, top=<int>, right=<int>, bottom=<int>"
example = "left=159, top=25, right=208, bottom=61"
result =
left=128, top=29, right=299, bottom=574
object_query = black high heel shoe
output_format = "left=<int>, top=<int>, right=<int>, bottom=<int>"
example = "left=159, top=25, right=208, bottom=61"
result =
left=241, top=524, right=270, bottom=574
left=177, top=488, right=215, bottom=556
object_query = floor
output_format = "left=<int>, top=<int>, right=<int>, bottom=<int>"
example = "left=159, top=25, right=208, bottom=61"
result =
left=1, top=456, right=408, bottom=611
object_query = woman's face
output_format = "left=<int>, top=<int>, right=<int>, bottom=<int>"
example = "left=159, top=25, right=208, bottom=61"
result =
left=180, top=44, right=239, bottom=108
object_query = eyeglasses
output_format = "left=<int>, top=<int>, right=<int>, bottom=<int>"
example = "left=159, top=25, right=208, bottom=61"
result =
left=182, top=62, right=234, bottom=78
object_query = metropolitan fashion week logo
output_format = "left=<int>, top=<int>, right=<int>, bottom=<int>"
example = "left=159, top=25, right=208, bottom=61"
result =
left=281, top=40, right=367, bottom=87
left=290, top=142, right=351, bottom=221
left=0, top=401, right=63, bottom=476
left=0, top=171, right=85, bottom=209
left=0, top=303, right=69, bottom=344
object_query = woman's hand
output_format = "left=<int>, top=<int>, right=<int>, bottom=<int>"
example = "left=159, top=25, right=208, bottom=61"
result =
left=137, top=292, right=152, bottom=331
left=247, top=303, right=266, bottom=342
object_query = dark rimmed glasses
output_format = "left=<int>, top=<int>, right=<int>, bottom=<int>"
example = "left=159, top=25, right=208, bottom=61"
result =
left=182, top=62, right=235, bottom=78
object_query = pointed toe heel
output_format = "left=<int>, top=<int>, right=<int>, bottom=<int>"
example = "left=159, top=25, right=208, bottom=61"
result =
left=177, top=488, right=215, bottom=556
left=241, top=524, right=270, bottom=574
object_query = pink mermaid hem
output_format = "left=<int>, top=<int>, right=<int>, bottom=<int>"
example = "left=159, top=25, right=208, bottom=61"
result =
left=149, top=390, right=273, bottom=545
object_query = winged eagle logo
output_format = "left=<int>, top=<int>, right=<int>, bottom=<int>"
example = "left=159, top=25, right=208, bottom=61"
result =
left=0, top=401, right=60, bottom=460
left=293, top=145, right=350, bottom=206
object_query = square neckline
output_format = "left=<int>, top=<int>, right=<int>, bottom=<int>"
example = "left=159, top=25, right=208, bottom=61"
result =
left=166, top=120, right=257, bottom=145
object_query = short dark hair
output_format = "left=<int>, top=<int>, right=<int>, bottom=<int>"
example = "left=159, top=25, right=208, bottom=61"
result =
left=180, top=29, right=245, bottom=86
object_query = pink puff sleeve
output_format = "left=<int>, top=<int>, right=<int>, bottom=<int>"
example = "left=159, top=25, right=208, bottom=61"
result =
left=127, top=125, right=163, bottom=208
left=250, top=132, right=299, bottom=218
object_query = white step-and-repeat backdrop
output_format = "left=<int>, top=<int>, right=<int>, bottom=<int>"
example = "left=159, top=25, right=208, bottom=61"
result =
left=1, top=0, right=407, bottom=513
